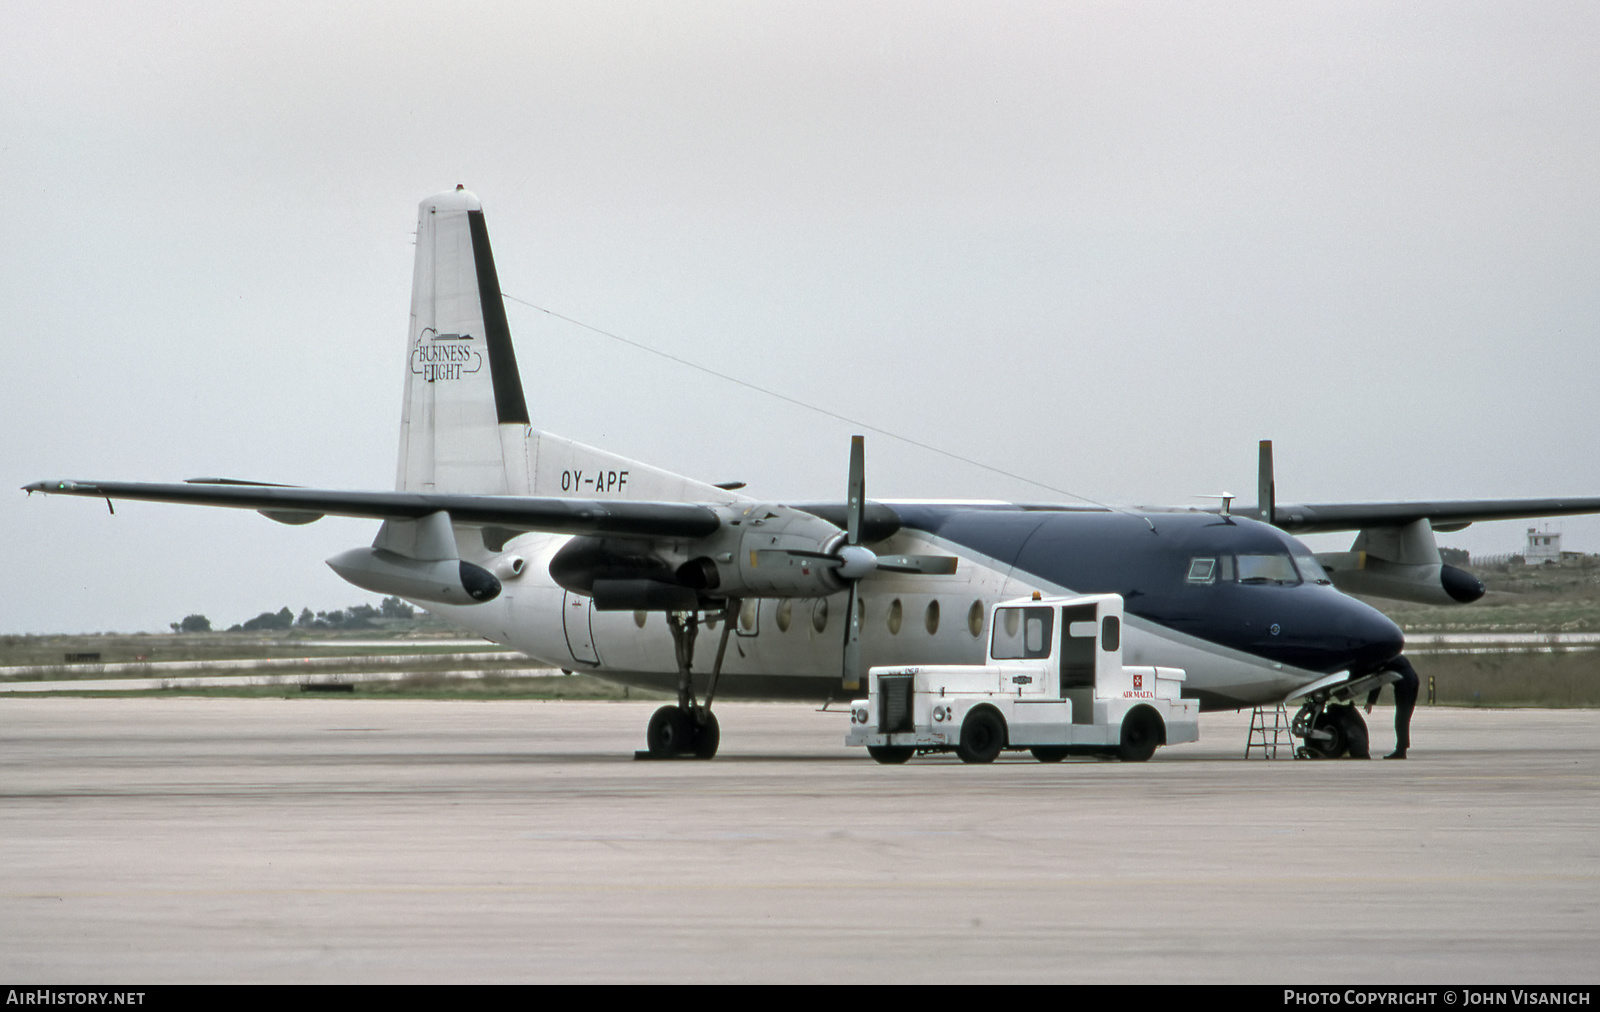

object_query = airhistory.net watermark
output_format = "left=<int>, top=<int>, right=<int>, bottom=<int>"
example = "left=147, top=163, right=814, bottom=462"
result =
left=5, top=993, right=145, bottom=1005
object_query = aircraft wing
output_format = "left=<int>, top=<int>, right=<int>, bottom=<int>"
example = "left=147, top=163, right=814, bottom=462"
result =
left=1235, top=497, right=1600, bottom=534
left=21, top=480, right=722, bottom=539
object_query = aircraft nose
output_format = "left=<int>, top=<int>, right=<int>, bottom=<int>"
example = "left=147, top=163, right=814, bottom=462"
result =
left=1339, top=601, right=1405, bottom=673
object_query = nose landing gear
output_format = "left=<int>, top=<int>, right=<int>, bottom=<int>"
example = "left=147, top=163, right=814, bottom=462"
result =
left=1289, top=666, right=1403, bottom=759
left=1293, top=701, right=1369, bottom=759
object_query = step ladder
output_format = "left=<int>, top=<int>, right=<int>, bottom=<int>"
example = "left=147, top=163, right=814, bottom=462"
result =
left=1245, top=704, right=1294, bottom=759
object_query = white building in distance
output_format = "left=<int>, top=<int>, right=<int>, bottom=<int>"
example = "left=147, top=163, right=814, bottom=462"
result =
left=1526, top=526, right=1562, bottom=565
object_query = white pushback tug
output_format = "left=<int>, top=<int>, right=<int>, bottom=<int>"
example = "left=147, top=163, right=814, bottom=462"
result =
left=846, top=593, right=1200, bottom=764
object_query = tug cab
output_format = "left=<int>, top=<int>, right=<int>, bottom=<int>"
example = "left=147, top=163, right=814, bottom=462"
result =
left=845, top=593, right=1200, bottom=764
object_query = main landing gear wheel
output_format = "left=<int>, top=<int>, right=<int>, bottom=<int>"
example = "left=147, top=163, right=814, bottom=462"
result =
left=956, top=708, right=1006, bottom=764
left=1117, top=707, right=1163, bottom=762
left=1030, top=746, right=1070, bottom=763
left=647, top=705, right=695, bottom=756
left=645, top=706, right=721, bottom=759
left=867, top=745, right=914, bottom=764
left=691, top=710, right=720, bottom=759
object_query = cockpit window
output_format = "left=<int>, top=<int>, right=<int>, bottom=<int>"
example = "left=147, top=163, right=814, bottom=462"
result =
left=1186, top=558, right=1216, bottom=584
left=1235, top=553, right=1301, bottom=585
left=1291, top=549, right=1333, bottom=585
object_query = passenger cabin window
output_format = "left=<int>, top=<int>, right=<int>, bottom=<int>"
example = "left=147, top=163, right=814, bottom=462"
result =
left=991, top=606, right=1054, bottom=659
left=1186, top=558, right=1216, bottom=584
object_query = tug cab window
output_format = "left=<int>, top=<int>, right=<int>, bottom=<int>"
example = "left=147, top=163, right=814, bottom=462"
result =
left=991, top=606, right=1055, bottom=659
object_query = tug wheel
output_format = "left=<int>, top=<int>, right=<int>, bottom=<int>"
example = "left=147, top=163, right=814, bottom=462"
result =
left=1117, top=707, right=1164, bottom=762
left=1030, top=746, right=1070, bottom=763
left=867, top=745, right=914, bottom=764
left=956, top=708, right=1006, bottom=764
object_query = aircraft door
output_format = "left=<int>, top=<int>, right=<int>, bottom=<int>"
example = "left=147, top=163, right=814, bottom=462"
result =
left=1060, top=603, right=1098, bottom=724
left=562, top=591, right=601, bottom=666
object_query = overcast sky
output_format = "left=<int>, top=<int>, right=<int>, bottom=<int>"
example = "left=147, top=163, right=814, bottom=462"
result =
left=5, top=2, right=1598, bottom=634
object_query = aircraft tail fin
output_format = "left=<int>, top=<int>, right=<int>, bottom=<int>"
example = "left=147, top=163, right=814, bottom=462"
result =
left=396, top=187, right=529, bottom=494
left=396, top=189, right=738, bottom=504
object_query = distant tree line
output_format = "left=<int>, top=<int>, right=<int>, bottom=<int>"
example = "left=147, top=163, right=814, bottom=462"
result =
left=170, top=596, right=416, bottom=633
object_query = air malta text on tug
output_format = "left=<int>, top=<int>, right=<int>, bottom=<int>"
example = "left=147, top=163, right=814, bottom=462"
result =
left=26, top=188, right=1600, bottom=761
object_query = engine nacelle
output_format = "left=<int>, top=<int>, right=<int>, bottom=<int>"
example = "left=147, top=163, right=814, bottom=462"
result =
left=679, top=503, right=853, bottom=599
left=327, top=547, right=501, bottom=605
left=546, top=503, right=855, bottom=609
left=1316, top=554, right=1485, bottom=606
left=548, top=536, right=700, bottom=611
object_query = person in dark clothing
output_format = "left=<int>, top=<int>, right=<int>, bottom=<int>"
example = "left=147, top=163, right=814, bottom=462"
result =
left=1367, top=656, right=1420, bottom=759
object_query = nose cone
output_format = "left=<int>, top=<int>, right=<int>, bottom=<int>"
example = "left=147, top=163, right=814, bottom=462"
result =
left=1338, top=598, right=1405, bottom=674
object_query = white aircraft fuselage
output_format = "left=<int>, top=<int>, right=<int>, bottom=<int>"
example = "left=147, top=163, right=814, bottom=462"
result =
left=429, top=504, right=1402, bottom=712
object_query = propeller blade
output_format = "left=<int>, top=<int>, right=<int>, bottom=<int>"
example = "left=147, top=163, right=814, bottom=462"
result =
left=1258, top=439, right=1276, bottom=526
left=846, top=435, right=865, bottom=547
left=840, top=435, right=867, bottom=692
left=842, top=581, right=863, bottom=691
left=872, top=554, right=959, bottom=575
left=755, top=548, right=838, bottom=564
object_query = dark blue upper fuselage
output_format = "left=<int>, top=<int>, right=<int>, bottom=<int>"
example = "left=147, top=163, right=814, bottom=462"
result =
left=894, top=505, right=1404, bottom=676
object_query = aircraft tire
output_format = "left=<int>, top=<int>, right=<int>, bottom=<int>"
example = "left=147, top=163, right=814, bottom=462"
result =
left=867, top=745, right=914, bottom=764
left=1030, top=746, right=1070, bottom=763
left=646, top=705, right=695, bottom=756
left=691, top=711, right=720, bottom=759
left=1333, top=704, right=1369, bottom=760
left=1117, top=706, right=1163, bottom=762
left=1305, top=709, right=1350, bottom=759
left=956, top=708, right=1006, bottom=764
